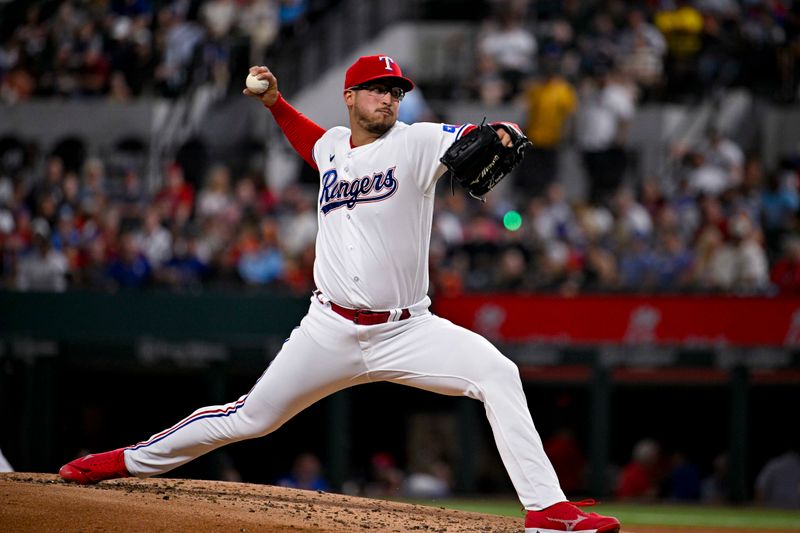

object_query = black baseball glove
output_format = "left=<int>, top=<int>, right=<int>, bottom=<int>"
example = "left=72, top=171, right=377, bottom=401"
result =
left=440, top=122, right=532, bottom=199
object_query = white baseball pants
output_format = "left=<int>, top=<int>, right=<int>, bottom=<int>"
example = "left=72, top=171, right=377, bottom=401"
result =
left=124, top=296, right=565, bottom=510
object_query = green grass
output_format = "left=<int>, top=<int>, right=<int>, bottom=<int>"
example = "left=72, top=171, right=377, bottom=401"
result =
left=410, top=499, right=800, bottom=530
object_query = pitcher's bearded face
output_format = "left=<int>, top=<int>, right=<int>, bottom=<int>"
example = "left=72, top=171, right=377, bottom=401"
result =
left=347, top=84, right=403, bottom=135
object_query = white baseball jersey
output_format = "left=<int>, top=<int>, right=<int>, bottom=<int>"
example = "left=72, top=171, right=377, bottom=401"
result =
left=311, top=121, right=471, bottom=310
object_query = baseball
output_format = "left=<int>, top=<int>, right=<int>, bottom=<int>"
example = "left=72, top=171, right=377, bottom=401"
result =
left=246, top=73, right=269, bottom=94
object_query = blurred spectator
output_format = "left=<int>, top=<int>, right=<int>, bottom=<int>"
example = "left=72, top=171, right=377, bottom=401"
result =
left=73, top=20, right=111, bottom=96
left=477, top=4, right=537, bottom=103
left=116, top=168, right=148, bottom=222
left=681, top=150, right=730, bottom=197
left=461, top=212, right=505, bottom=291
left=282, top=242, right=315, bottom=295
left=363, top=452, right=405, bottom=498
left=433, top=193, right=468, bottom=248
left=108, top=13, right=155, bottom=97
left=107, top=231, right=152, bottom=289
left=277, top=452, right=329, bottom=491
left=762, top=169, right=800, bottom=255
left=730, top=157, right=763, bottom=230
left=15, top=218, right=68, bottom=292
left=771, top=236, right=800, bottom=294
left=619, top=234, right=655, bottom=290
left=728, top=213, right=769, bottom=293
left=397, top=84, right=436, bottom=125
left=693, top=226, right=736, bottom=291
left=80, top=236, right=114, bottom=290
left=135, top=208, right=172, bottom=267
left=154, top=5, right=206, bottom=97
left=518, top=56, right=577, bottom=196
left=279, top=185, right=317, bottom=257
left=237, top=217, right=284, bottom=285
left=755, top=441, right=800, bottom=508
left=613, top=187, right=653, bottom=241
left=201, top=0, right=237, bottom=41
left=544, top=427, right=586, bottom=495
left=0, top=62, right=36, bottom=103
left=697, top=9, right=743, bottom=97
left=233, top=173, right=277, bottom=219
left=575, top=64, right=636, bottom=205
left=155, top=162, right=195, bottom=229
left=652, top=230, right=694, bottom=291
left=493, top=247, right=529, bottom=291
left=238, top=0, right=280, bottom=66
left=197, top=164, right=236, bottom=221
left=403, top=460, right=453, bottom=499
left=80, top=157, right=109, bottom=216
left=530, top=183, right=574, bottom=244
left=739, top=1, right=787, bottom=98
left=26, top=156, right=65, bottom=218
left=616, top=438, right=662, bottom=501
left=15, top=5, right=48, bottom=61
left=701, top=452, right=730, bottom=504
left=579, top=240, right=618, bottom=291
left=617, top=8, right=667, bottom=100
left=278, top=0, right=310, bottom=37
left=161, top=228, right=210, bottom=288
left=51, top=207, right=81, bottom=276
left=577, top=11, right=620, bottom=79
left=655, top=0, right=704, bottom=101
left=701, top=128, right=745, bottom=190
left=665, top=451, right=701, bottom=501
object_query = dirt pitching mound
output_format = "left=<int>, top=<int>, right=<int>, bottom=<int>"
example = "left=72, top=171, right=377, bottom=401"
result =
left=2, top=472, right=523, bottom=532
left=2, top=472, right=697, bottom=532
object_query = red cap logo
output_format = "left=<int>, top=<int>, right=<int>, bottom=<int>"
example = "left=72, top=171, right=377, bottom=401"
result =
left=344, top=55, right=415, bottom=92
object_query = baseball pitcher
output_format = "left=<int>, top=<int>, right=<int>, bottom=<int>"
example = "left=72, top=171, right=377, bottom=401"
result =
left=60, top=55, right=620, bottom=533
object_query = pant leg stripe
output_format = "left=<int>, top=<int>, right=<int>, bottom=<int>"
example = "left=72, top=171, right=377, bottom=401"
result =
left=128, top=398, right=247, bottom=451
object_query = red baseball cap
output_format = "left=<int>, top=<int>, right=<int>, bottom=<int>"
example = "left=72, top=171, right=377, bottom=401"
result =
left=344, top=55, right=415, bottom=92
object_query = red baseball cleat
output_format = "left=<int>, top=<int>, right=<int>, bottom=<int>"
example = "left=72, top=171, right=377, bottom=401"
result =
left=525, top=500, right=620, bottom=533
left=59, top=448, right=130, bottom=485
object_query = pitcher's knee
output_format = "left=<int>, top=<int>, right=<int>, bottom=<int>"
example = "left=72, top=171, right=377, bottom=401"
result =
left=481, top=356, right=522, bottom=388
left=235, top=407, right=286, bottom=439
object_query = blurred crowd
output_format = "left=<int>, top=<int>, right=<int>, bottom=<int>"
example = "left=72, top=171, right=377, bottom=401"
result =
left=472, top=0, right=800, bottom=105
left=220, top=435, right=800, bottom=508
left=0, top=153, right=320, bottom=292
left=439, top=0, right=800, bottom=296
left=610, top=435, right=800, bottom=508
left=430, top=131, right=800, bottom=295
left=3, top=0, right=800, bottom=104
left=1, top=134, right=798, bottom=295
left=0, top=0, right=334, bottom=102
left=2, top=0, right=800, bottom=295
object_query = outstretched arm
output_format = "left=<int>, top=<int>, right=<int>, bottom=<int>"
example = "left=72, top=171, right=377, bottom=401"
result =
left=244, top=66, right=325, bottom=170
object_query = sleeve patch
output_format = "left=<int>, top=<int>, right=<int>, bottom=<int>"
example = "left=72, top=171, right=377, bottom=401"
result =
left=442, top=124, right=457, bottom=133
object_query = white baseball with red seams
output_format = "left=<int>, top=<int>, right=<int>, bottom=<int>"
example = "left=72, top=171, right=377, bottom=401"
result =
left=111, top=54, right=613, bottom=524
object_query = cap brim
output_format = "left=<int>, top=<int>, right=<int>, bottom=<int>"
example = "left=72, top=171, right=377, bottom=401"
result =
left=354, top=74, right=415, bottom=92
